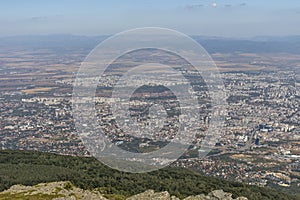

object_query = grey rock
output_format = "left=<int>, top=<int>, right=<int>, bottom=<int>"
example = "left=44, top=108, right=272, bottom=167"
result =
left=182, top=190, right=248, bottom=200
left=127, top=190, right=179, bottom=200
left=126, top=189, right=180, bottom=200
left=209, top=190, right=232, bottom=200
left=235, top=197, right=248, bottom=200
left=0, top=182, right=248, bottom=200
left=183, top=194, right=207, bottom=199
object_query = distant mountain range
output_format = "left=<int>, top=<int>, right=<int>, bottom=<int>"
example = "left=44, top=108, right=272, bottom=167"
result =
left=1, top=35, right=300, bottom=54
left=193, top=35, right=300, bottom=54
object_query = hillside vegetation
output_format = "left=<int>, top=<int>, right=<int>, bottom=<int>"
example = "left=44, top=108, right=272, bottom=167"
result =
left=0, top=150, right=298, bottom=200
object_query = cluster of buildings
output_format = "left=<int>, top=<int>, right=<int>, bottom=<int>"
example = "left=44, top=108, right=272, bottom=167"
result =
left=0, top=67, right=299, bottom=189
left=174, top=70, right=299, bottom=188
left=0, top=96, right=87, bottom=156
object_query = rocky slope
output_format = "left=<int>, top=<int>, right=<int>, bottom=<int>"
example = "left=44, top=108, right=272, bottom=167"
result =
left=128, top=189, right=248, bottom=200
left=0, top=181, right=248, bottom=200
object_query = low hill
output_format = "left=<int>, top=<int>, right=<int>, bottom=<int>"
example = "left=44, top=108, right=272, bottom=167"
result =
left=0, top=150, right=298, bottom=200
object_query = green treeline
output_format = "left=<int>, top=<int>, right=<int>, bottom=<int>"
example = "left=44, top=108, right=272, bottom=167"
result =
left=0, top=150, right=298, bottom=200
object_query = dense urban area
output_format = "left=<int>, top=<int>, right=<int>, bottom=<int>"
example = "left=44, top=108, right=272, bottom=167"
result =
left=0, top=36, right=299, bottom=196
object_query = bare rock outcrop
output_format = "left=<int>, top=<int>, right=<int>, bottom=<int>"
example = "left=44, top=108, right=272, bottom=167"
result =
left=0, top=181, right=107, bottom=200
left=127, top=189, right=248, bottom=200
left=127, top=189, right=179, bottom=200
left=0, top=182, right=248, bottom=200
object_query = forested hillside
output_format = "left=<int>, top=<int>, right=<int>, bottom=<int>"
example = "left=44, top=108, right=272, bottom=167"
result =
left=0, top=150, right=298, bottom=200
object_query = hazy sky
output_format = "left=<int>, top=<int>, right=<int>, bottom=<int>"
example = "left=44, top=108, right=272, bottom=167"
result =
left=1, top=0, right=300, bottom=37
